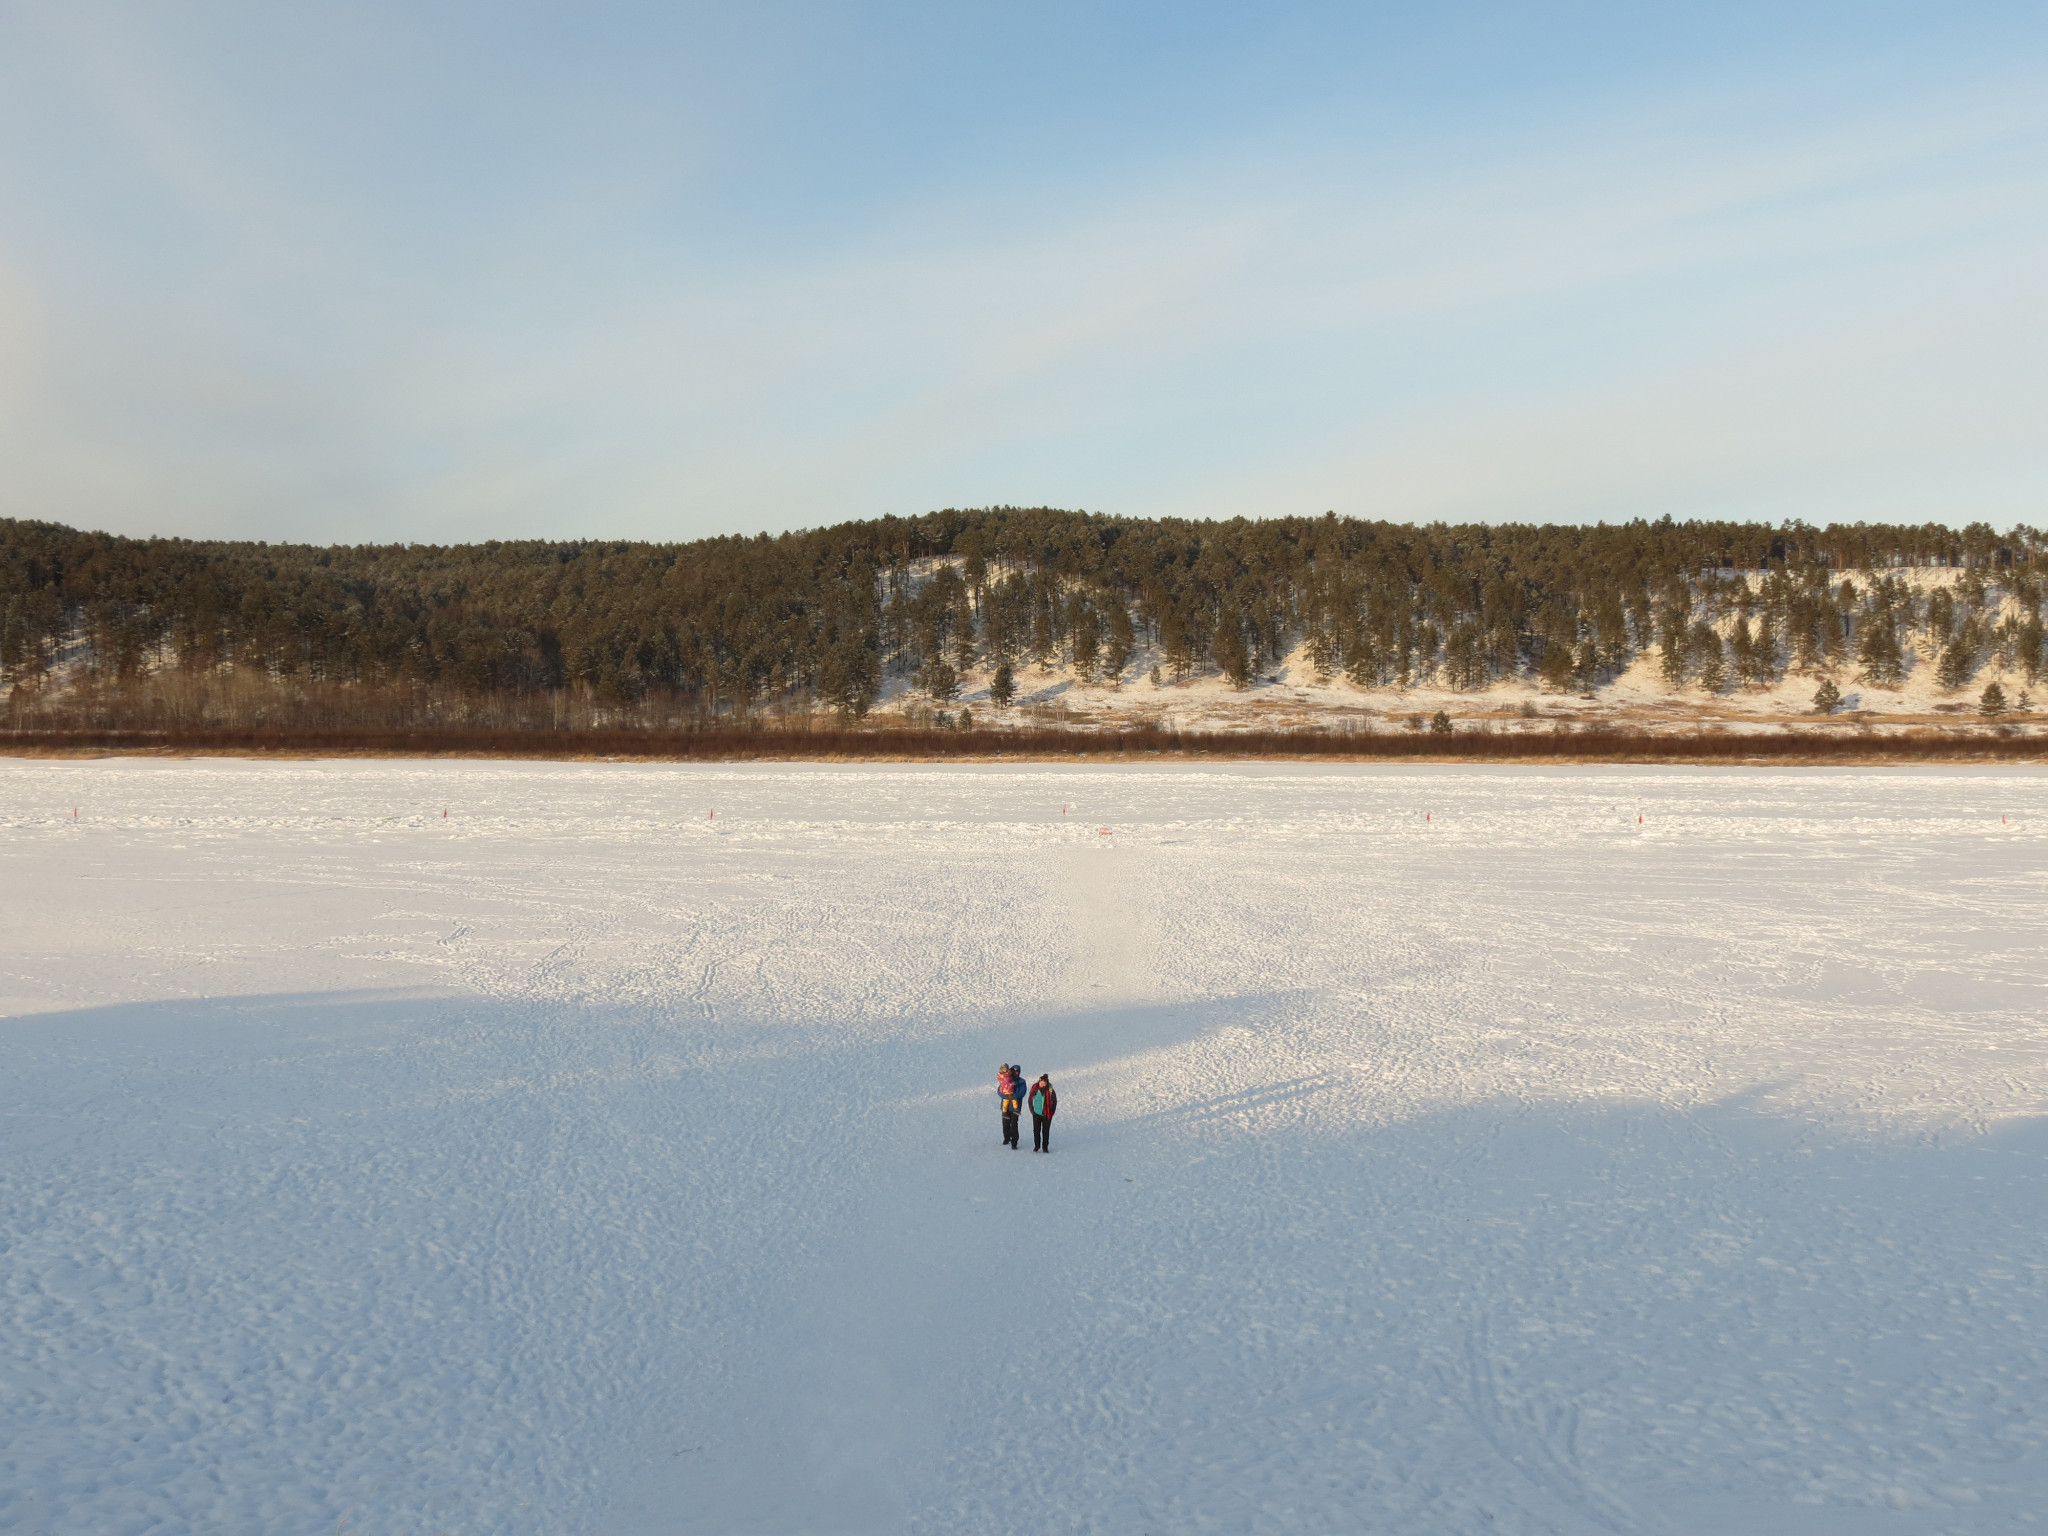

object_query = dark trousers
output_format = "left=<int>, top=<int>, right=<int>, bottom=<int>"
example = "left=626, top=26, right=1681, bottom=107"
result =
left=1001, top=1110, right=1020, bottom=1147
left=1031, top=1113, right=1051, bottom=1151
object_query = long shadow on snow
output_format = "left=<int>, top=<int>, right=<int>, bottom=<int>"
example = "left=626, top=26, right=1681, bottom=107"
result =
left=11, top=988, right=2048, bottom=1535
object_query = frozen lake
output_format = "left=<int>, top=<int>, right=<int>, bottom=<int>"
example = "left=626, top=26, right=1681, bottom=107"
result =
left=4, top=758, right=2048, bottom=1535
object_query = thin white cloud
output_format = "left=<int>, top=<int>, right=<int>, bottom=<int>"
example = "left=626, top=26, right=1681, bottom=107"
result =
left=0, top=11, right=2043, bottom=540
left=456, top=73, right=2046, bottom=534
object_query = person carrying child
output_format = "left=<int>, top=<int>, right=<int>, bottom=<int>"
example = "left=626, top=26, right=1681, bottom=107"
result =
left=996, top=1064, right=1024, bottom=1149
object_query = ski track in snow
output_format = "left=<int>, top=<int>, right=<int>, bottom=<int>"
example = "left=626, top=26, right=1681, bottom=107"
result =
left=3, top=759, right=2048, bottom=1534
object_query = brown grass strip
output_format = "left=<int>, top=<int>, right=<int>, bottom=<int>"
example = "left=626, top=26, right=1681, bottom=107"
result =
left=2, top=725, right=2043, bottom=764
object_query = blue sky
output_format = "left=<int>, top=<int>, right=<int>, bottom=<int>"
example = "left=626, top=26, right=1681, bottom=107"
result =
left=1, top=2, right=2044, bottom=544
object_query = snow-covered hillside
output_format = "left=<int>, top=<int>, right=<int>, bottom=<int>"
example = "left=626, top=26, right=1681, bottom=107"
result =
left=4, top=759, right=2047, bottom=1534
left=878, top=566, right=2048, bottom=736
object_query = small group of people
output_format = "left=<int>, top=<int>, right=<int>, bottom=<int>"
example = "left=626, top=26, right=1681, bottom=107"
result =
left=996, top=1064, right=1058, bottom=1152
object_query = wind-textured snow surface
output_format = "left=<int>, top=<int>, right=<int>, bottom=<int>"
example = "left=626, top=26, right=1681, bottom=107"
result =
left=4, top=760, right=2048, bottom=1536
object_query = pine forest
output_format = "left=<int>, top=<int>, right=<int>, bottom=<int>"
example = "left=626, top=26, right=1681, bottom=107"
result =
left=4, top=509, right=2044, bottom=736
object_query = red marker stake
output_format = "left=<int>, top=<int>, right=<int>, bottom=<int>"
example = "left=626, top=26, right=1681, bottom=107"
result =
left=442, top=808, right=448, bottom=819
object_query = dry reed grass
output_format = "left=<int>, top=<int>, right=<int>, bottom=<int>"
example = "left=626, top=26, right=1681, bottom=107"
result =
left=2, top=724, right=2041, bottom=765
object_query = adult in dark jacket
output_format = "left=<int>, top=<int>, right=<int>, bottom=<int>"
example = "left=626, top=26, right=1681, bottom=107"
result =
left=997, top=1065, right=1024, bottom=1149
left=1028, top=1075, right=1057, bottom=1152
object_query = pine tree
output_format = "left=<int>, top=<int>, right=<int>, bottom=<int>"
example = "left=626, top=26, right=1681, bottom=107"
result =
left=1069, top=600, right=1101, bottom=682
left=988, top=661, right=1015, bottom=708
left=1692, top=623, right=1727, bottom=693
left=1927, top=586, right=1956, bottom=641
left=1102, top=601, right=1134, bottom=681
left=1574, top=638, right=1600, bottom=692
left=1342, top=630, right=1380, bottom=688
left=1789, top=602, right=1821, bottom=670
left=1812, top=678, right=1841, bottom=714
left=1212, top=603, right=1251, bottom=689
left=1936, top=636, right=1975, bottom=690
left=1306, top=624, right=1339, bottom=680
left=1748, top=613, right=1779, bottom=686
left=1857, top=613, right=1906, bottom=688
left=1030, top=588, right=1056, bottom=668
left=919, top=654, right=959, bottom=703
left=1729, top=616, right=1755, bottom=684
left=1818, top=594, right=1848, bottom=664
left=949, top=598, right=977, bottom=674
left=1980, top=680, right=2008, bottom=716
left=2020, top=616, right=2046, bottom=684
left=1659, top=614, right=1690, bottom=686
left=1159, top=610, right=1193, bottom=682
left=819, top=640, right=880, bottom=719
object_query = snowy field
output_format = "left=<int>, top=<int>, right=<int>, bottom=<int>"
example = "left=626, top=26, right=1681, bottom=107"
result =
left=4, top=759, right=2048, bottom=1536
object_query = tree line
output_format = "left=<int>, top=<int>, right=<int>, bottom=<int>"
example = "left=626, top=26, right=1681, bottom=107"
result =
left=3, top=509, right=2043, bottom=729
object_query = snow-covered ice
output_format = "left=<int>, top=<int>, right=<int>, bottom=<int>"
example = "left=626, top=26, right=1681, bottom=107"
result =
left=4, top=758, right=2048, bottom=1535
